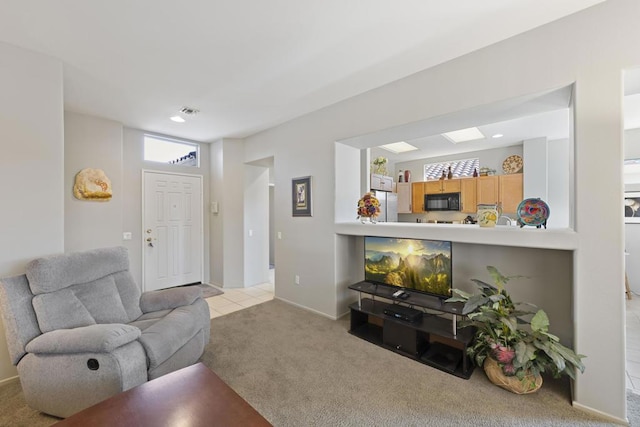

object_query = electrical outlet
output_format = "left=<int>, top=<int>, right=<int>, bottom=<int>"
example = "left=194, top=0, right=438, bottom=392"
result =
left=122, top=232, right=132, bottom=241
left=295, top=275, right=300, bottom=285
left=277, top=231, right=282, bottom=240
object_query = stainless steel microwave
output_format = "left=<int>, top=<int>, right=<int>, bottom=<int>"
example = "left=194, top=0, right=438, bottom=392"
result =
left=424, top=192, right=461, bottom=211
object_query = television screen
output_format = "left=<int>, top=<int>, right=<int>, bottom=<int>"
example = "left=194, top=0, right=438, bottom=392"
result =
left=364, top=236, right=452, bottom=298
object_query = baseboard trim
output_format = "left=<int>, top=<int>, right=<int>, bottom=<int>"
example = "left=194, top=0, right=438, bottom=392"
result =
left=572, top=401, right=628, bottom=425
left=274, top=296, right=339, bottom=320
left=0, top=375, right=19, bottom=388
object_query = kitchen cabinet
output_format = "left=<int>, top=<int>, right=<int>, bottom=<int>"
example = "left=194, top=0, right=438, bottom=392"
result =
left=499, top=174, right=524, bottom=213
left=425, top=179, right=461, bottom=194
left=460, top=178, right=477, bottom=213
left=371, top=174, right=393, bottom=192
left=476, top=174, right=523, bottom=213
left=476, top=176, right=499, bottom=205
left=396, top=182, right=412, bottom=214
left=411, top=182, right=425, bottom=213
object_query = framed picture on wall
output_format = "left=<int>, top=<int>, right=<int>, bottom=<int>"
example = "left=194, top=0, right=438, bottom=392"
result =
left=625, top=192, right=640, bottom=223
left=292, top=176, right=312, bottom=217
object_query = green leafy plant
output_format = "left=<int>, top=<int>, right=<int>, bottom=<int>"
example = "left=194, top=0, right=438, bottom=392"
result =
left=447, top=266, right=585, bottom=381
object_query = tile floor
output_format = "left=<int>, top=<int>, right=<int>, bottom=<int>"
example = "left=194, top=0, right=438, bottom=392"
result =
left=205, top=269, right=274, bottom=319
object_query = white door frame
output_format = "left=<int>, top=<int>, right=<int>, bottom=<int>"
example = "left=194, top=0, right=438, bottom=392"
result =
left=141, top=169, right=204, bottom=292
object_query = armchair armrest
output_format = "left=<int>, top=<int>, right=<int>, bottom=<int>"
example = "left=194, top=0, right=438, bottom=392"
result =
left=140, top=286, right=202, bottom=313
left=25, top=324, right=140, bottom=354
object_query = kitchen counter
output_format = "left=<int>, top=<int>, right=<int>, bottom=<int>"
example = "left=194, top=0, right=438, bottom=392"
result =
left=335, top=221, right=577, bottom=250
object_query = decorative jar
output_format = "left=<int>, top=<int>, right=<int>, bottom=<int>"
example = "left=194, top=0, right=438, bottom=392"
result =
left=477, top=204, right=499, bottom=228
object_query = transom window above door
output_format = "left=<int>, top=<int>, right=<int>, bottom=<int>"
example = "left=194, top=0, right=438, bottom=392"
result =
left=144, top=135, right=199, bottom=167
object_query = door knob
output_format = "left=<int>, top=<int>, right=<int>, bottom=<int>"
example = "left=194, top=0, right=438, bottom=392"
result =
left=146, top=237, right=154, bottom=247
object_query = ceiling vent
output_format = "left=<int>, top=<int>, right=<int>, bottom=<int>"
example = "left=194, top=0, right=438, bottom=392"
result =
left=179, top=106, right=200, bottom=116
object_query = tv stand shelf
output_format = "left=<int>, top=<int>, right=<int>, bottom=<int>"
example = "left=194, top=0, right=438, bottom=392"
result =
left=348, top=282, right=475, bottom=379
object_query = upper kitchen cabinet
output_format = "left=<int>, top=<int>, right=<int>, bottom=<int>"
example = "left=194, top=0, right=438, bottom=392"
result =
left=425, top=179, right=461, bottom=194
left=477, top=176, right=499, bottom=205
left=396, top=182, right=412, bottom=213
left=411, top=182, right=425, bottom=213
left=371, top=173, right=393, bottom=191
left=460, top=178, right=477, bottom=213
left=499, top=173, right=524, bottom=213
left=476, top=174, right=523, bottom=211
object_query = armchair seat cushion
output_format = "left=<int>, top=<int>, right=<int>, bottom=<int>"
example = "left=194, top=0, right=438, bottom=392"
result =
left=26, top=324, right=140, bottom=354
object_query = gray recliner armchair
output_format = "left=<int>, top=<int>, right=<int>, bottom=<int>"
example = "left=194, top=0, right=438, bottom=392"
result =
left=0, top=246, right=210, bottom=418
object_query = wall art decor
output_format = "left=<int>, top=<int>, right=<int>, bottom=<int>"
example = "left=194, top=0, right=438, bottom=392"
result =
left=73, top=168, right=113, bottom=201
left=625, top=192, right=640, bottom=223
left=292, top=176, right=312, bottom=217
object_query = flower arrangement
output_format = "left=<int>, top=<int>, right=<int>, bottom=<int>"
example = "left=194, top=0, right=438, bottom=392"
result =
left=357, top=192, right=381, bottom=223
left=371, top=156, right=388, bottom=175
left=447, top=266, right=585, bottom=393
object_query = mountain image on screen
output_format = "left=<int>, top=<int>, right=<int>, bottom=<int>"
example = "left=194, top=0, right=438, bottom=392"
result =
left=364, top=237, right=452, bottom=297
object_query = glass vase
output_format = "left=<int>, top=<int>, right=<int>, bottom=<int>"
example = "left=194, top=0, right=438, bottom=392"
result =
left=360, top=216, right=377, bottom=224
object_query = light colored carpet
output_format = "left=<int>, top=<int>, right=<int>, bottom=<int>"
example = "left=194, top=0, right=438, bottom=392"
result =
left=201, top=300, right=626, bottom=426
left=0, top=299, right=637, bottom=426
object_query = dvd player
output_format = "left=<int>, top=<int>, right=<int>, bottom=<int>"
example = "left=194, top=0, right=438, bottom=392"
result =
left=383, top=304, right=423, bottom=323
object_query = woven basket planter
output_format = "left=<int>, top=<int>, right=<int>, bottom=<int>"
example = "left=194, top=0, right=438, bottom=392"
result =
left=484, top=356, right=543, bottom=394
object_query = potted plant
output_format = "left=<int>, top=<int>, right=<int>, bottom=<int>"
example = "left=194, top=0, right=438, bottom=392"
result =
left=447, top=266, right=585, bottom=394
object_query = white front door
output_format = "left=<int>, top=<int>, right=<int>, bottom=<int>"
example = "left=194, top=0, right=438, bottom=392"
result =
left=143, top=171, right=203, bottom=292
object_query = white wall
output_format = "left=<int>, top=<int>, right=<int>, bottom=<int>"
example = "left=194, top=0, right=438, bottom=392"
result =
left=210, top=139, right=245, bottom=288
left=64, top=112, right=123, bottom=252
left=241, top=0, right=639, bottom=420
left=625, top=128, right=640, bottom=160
left=244, top=165, right=269, bottom=286
left=523, top=137, right=548, bottom=200
left=548, top=138, right=571, bottom=229
left=0, top=43, right=63, bottom=381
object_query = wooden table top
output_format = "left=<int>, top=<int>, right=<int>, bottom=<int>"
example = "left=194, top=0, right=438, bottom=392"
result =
left=54, top=363, right=272, bottom=427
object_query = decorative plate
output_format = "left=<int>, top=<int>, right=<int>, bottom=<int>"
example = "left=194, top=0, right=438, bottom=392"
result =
left=502, top=155, right=523, bottom=174
left=516, top=198, right=550, bottom=229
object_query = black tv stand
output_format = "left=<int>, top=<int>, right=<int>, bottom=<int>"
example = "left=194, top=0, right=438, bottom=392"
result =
left=348, top=281, right=474, bottom=379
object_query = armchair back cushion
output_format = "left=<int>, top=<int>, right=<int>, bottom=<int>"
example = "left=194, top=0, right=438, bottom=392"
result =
left=26, top=247, right=143, bottom=333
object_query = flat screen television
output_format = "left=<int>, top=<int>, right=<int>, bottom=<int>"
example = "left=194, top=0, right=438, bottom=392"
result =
left=364, top=236, right=452, bottom=299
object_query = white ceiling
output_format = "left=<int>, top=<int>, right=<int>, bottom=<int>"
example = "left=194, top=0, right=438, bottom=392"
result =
left=0, top=0, right=605, bottom=142
left=352, top=85, right=574, bottom=162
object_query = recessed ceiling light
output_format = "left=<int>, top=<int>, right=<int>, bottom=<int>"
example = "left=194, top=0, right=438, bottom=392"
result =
left=379, top=141, right=419, bottom=154
left=170, top=116, right=186, bottom=123
left=492, top=133, right=504, bottom=138
left=442, top=127, right=485, bottom=143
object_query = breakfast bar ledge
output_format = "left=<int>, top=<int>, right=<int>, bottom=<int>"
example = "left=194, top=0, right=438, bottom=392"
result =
left=335, top=221, right=578, bottom=251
